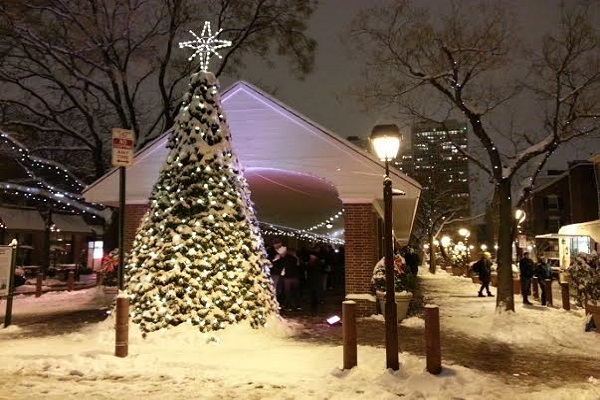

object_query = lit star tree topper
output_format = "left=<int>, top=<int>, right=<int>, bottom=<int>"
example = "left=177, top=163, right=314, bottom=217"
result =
left=179, top=21, right=232, bottom=72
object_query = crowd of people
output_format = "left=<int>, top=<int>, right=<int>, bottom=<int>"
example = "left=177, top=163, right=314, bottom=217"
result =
left=266, top=240, right=344, bottom=314
left=519, top=252, right=552, bottom=305
left=471, top=251, right=554, bottom=304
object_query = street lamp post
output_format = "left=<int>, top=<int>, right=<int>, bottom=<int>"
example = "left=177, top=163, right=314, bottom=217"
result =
left=370, top=124, right=402, bottom=371
left=514, top=209, right=527, bottom=260
left=458, top=228, right=471, bottom=261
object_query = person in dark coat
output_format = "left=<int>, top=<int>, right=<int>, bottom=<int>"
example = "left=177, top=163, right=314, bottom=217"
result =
left=404, top=246, right=421, bottom=276
left=280, top=247, right=302, bottom=311
left=472, top=252, right=493, bottom=297
left=305, top=249, right=323, bottom=314
left=534, top=257, right=551, bottom=306
left=519, top=252, right=535, bottom=305
left=269, top=241, right=285, bottom=304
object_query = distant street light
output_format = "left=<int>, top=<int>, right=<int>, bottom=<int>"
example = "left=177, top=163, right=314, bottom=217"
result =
left=458, top=228, right=471, bottom=260
left=515, top=209, right=526, bottom=225
left=370, top=123, right=402, bottom=371
left=514, top=209, right=527, bottom=258
left=440, top=236, right=451, bottom=247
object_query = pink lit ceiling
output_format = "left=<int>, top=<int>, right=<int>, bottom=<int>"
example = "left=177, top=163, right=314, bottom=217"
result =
left=245, top=168, right=342, bottom=234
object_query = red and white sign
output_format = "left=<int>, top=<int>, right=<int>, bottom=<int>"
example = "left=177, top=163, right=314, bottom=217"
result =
left=111, top=128, right=134, bottom=167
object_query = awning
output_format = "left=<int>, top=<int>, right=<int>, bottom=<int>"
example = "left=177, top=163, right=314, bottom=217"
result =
left=52, top=214, right=93, bottom=233
left=0, top=207, right=46, bottom=230
left=558, top=220, right=600, bottom=243
left=90, top=225, right=104, bottom=235
left=82, top=81, right=422, bottom=242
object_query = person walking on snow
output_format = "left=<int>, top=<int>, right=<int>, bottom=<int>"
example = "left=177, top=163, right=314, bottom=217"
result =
left=472, top=252, right=493, bottom=297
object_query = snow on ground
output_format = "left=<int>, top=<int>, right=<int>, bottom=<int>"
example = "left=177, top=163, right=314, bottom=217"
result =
left=0, top=268, right=598, bottom=400
left=424, top=269, right=599, bottom=358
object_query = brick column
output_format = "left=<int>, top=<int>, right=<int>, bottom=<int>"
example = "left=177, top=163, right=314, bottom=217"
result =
left=124, top=204, right=148, bottom=254
left=343, top=202, right=380, bottom=316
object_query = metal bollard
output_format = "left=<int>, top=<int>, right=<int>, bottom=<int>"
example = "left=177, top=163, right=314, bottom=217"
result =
left=96, top=272, right=102, bottom=286
left=532, top=277, right=539, bottom=299
left=115, top=297, right=129, bottom=357
left=67, top=271, right=75, bottom=292
left=35, top=273, right=43, bottom=297
left=561, top=282, right=570, bottom=311
left=424, top=305, right=442, bottom=375
left=342, top=300, right=357, bottom=369
left=545, top=279, right=553, bottom=306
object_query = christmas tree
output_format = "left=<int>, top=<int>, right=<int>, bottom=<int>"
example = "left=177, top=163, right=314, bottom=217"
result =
left=126, top=22, right=278, bottom=334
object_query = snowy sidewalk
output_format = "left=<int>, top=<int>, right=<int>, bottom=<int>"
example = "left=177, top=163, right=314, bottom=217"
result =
left=290, top=267, right=600, bottom=386
left=0, top=269, right=598, bottom=399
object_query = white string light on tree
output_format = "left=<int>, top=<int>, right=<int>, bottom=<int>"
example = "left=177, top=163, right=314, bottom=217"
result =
left=179, top=21, right=232, bottom=72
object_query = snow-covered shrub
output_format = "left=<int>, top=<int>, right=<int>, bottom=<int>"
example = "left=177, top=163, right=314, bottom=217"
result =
left=447, top=244, right=469, bottom=269
left=372, top=255, right=416, bottom=293
left=98, top=248, right=120, bottom=287
left=567, top=252, right=600, bottom=305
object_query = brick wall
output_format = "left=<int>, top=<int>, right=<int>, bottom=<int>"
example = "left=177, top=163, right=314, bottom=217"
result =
left=124, top=204, right=148, bottom=253
left=343, top=202, right=380, bottom=316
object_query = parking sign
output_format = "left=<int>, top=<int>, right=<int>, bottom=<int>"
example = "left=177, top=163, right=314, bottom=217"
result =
left=112, top=128, right=134, bottom=167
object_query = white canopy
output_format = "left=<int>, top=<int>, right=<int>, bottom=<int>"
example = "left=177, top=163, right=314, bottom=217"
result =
left=558, top=220, right=600, bottom=243
left=0, top=207, right=46, bottom=230
left=52, top=214, right=94, bottom=234
left=83, top=81, right=422, bottom=240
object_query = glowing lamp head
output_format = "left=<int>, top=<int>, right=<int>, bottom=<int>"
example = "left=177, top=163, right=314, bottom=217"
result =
left=440, top=236, right=451, bottom=247
left=369, top=124, right=402, bottom=161
left=515, top=209, right=526, bottom=224
left=458, top=228, right=470, bottom=238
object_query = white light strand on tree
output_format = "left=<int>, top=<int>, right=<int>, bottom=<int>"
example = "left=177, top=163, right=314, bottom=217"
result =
left=0, top=182, right=108, bottom=219
left=126, top=24, right=277, bottom=334
left=0, top=132, right=86, bottom=192
left=0, top=131, right=108, bottom=218
left=179, top=21, right=232, bottom=72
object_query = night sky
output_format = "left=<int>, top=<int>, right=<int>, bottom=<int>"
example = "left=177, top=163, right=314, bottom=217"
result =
left=224, top=0, right=600, bottom=172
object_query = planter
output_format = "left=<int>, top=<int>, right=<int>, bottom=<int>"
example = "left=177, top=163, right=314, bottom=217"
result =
left=471, top=275, right=481, bottom=284
left=490, top=272, right=498, bottom=287
left=513, top=279, right=521, bottom=294
left=586, top=302, right=600, bottom=331
left=376, top=291, right=413, bottom=322
left=103, top=286, right=118, bottom=294
left=451, top=266, right=465, bottom=276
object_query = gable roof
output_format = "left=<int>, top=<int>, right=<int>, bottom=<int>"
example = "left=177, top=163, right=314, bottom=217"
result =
left=83, top=81, right=421, bottom=240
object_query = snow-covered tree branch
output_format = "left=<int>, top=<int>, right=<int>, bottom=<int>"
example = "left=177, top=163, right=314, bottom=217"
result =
left=0, top=0, right=317, bottom=180
left=350, top=0, right=600, bottom=312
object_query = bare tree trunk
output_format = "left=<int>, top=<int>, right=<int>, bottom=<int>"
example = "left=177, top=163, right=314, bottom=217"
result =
left=496, top=179, right=515, bottom=312
left=428, top=234, right=436, bottom=274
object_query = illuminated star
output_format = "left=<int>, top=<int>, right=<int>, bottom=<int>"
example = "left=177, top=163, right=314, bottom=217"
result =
left=179, top=21, right=232, bottom=72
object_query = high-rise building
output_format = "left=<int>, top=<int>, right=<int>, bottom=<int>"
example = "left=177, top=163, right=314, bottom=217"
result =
left=394, top=120, right=470, bottom=215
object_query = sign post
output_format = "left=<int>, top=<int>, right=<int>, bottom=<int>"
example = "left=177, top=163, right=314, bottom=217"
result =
left=111, top=128, right=134, bottom=290
left=111, top=128, right=133, bottom=358
left=1, top=245, right=17, bottom=327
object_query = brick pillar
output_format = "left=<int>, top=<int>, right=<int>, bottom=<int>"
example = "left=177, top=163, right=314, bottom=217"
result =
left=124, top=204, right=148, bottom=254
left=343, top=202, right=380, bottom=316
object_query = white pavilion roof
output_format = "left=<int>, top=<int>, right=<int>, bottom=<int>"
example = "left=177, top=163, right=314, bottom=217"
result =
left=83, top=81, right=422, bottom=241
